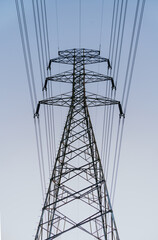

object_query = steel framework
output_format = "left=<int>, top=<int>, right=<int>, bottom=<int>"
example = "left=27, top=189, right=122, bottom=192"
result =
left=35, top=48, right=123, bottom=240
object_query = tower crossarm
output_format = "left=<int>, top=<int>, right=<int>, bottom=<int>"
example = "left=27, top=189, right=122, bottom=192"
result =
left=43, top=69, right=115, bottom=90
left=47, top=48, right=111, bottom=70
left=34, top=92, right=124, bottom=117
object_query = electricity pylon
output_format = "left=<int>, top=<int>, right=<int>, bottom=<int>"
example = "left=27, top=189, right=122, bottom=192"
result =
left=34, top=48, right=123, bottom=240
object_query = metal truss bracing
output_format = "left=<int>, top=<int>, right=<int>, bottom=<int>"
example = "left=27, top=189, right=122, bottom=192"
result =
left=47, top=49, right=112, bottom=69
left=43, top=70, right=115, bottom=90
left=35, top=49, right=122, bottom=240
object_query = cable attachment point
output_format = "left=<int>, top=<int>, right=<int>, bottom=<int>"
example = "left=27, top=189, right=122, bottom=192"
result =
left=34, top=113, right=39, bottom=118
left=119, top=113, right=125, bottom=119
left=34, top=102, right=41, bottom=118
left=42, top=79, right=48, bottom=91
left=112, top=85, right=117, bottom=91
left=118, top=102, right=125, bottom=118
left=111, top=78, right=116, bottom=90
left=108, top=59, right=112, bottom=69
left=47, top=60, right=52, bottom=71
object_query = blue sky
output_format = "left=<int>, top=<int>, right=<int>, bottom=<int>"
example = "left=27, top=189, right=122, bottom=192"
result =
left=0, top=0, right=158, bottom=239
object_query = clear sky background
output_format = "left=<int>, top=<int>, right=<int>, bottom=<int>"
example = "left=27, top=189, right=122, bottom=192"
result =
left=0, top=0, right=158, bottom=240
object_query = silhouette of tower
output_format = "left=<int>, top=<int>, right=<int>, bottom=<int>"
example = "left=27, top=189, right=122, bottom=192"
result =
left=34, top=48, right=123, bottom=240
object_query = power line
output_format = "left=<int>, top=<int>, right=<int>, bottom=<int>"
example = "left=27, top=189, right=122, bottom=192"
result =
left=16, top=0, right=47, bottom=199
left=111, top=0, right=146, bottom=205
left=40, top=0, right=48, bottom=66
left=122, top=0, right=140, bottom=108
left=110, top=0, right=120, bottom=74
left=108, top=0, right=116, bottom=62
left=32, top=0, right=43, bottom=87
left=111, top=118, right=124, bottom=206
left=114, top=0, right=128, bottom=88
left=37, top=118, right=46, bottom=191
left=124, top=0, right=146, bottom=114
left=34, top=118, right=45, bottom=201
left=110, top=118, right=121, bottom=199
left=105, top=0, right=128, bottom=182
left=55, top=0, right=60, bottom=51
left=43, top=0, right=51, bottom=61
left=99, top=0, right=104, bottom=51
left=15, top=0, right=35, bottom=112
left=20, top=0, right=37, bottom=104
left=112, top=0, right=124, bottom=80
left=36, top=0, right=46, bottom=79
left=32, top=0, right=52, bottom=177
left=102, top=0, right=118, bottom=177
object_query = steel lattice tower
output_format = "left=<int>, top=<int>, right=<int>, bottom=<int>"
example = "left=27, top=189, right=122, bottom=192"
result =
left=35, top=49, right=123, bottom=240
